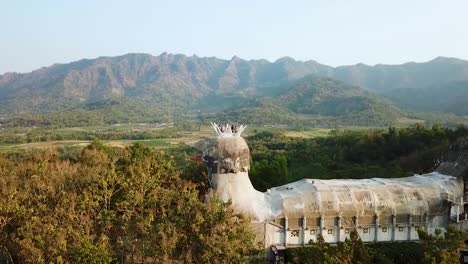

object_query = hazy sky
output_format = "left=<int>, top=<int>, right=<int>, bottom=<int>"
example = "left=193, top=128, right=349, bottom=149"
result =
left=1, top=0, right=468, bottom=73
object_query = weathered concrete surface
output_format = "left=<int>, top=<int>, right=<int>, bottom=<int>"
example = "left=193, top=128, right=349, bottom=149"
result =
left=200, top=129, right=467, bottom=246
left=197, top=136, right=250, bottom=173
left=265, top=173, right=462, bottom=219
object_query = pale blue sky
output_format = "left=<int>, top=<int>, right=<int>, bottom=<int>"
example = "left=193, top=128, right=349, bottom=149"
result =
left=1, top=0, right=468, bottom=73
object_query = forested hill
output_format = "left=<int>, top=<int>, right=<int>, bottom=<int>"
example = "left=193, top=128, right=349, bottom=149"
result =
left=0, top=53, right=333, bottom=113
left=1, top=53, right=468, bottom=125
left=384, top=80, right=468, bottom=115
left=2, top=54, right=468, bottom=102
left=334, top=57, right=468, bottom=93
left=279, top=76, right=402, bottom=124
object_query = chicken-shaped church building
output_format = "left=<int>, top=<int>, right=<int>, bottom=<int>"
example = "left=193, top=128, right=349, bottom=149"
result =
left=197, top=123, right=468, bottom=248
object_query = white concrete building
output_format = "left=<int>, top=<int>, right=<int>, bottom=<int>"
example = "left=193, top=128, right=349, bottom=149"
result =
left=198, top=123, right=468, bottom=248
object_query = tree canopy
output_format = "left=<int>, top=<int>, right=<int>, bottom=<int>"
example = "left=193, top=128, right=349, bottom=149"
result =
left=0, top=143, right=254, bottom=263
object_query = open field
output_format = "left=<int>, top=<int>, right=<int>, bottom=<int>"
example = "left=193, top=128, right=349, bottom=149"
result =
left=395, top=117, right=425, bottom=127
left=0, top=124, right=390, bottom=152
left=283, top=128, right=332, bottom=138
left=0, top=139, right=172, bottom=152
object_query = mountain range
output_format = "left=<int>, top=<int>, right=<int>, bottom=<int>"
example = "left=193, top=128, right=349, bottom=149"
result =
left=1, top=53, right=468, bottom=126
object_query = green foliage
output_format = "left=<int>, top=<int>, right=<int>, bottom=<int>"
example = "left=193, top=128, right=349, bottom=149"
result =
left=287, top=230, right=370, bottom=264
left=0, top=125, right=182, bottom=145
left=417, top=225, right=467, bottom=264
left=0, top=143, right=254, bottom=263
left=0, top=98, right=169, bottom=128
left=288, top=228, right=466, bottom=264
left=248, top=125, right=468, bottom=189
left=367, top=242, right=423, bottom=264
left=0, top=74, right=413, bottom=128
left=250, top=153, right=289, bottom=191
left=71, top=239, right=113, bottom=264
left=278, top=76, right=402, bottom=126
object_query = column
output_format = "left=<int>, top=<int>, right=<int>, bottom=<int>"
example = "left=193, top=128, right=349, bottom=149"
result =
left=337, top=217, right=342, bottom=242
left=285, top=217, right=289, bottom=246
left=303, top=217, right=307, bottom=245
left=374, top=215, right=379, bottom=242
left=425, top=213, right=429, bottom=233
left=320, top=216, right=324, bottom=236
left=408, top=214, right=412, bottom=241
left=391, top=215, right=396, bottom=241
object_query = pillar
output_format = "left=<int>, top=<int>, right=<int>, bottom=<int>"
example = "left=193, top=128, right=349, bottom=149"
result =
left=354, top=216, right=359, bottom=228
left=391, top=215, right=396, bottom=241
left=285, top=217, right=288, bottom=246
left=425, top=213, right=429, bottom=233
left=408, top=214, right=412, bottom=241
left=303, top=217, right=307, bottom=245
left=320, top=216, right=324, bottom=236
left=374, top=215, right=379, bottom=242
left=337, top=217, right=342, bottom=242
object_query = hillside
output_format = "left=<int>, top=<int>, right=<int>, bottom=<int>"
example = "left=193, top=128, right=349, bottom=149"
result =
left=1, top=53, right=468, bottom=126
left=0, top=53, right=333, bottom=114
left=277, top=76, right=402, bottom=126
left=333, top=57, right=468, bottom=93
left=384, top=80, right=468, bottom=115
left=3, top=53, right=468, bottom=112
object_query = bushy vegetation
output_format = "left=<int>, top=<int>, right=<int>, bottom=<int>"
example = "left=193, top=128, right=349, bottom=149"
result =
left=1, top=122, right=468, bottom=263
left=0, top=126, right=184, bottom=145
left=0, top=143, right=255, bottom=263
left=286, top=227, right=466, bottom=264
left=248, top=124, right=468, bottom=191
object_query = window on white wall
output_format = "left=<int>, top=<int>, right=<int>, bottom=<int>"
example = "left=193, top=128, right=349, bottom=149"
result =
left=290, top=230, right=299, bottom=237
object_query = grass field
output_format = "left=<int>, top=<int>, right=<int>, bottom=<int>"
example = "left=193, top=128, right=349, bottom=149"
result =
left=283, top=128, right=332, bottom=138
left=0, top=124, right=380, bottom=152
left=0, top=139, right=177, bottom=152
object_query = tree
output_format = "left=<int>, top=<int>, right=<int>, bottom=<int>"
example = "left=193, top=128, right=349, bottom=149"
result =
left=0, top=143, right=256, bottom=263
left=417, top=226, right=466, bottom=264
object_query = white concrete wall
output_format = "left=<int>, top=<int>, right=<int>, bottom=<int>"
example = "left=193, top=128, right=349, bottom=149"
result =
left=357, top=227, right=376, bottom=242
left=263, top=223, right=284, bottom=247
left=377, top=227, right=392, bottom=241
left=286, top=229, right=304, bottom=245
left=322, top=228, right=338, bottom=243
left=260, top=219, right=454, bottom=247
left=256, top=212, right=451, bottom=247
left=305, top=229, right=320, bottom=243
left=410, top=226, right=420, bottom=240
left=394, top=226, right=408, bottom=241
left=259, top=214, right=452, bottom=245
left=339, top=229, right=351, bottom=242
left=274, top=229, right=285, bottom=245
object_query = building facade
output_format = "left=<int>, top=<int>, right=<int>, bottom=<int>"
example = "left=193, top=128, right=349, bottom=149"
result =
left=199, top=123, right=468, bottom=248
